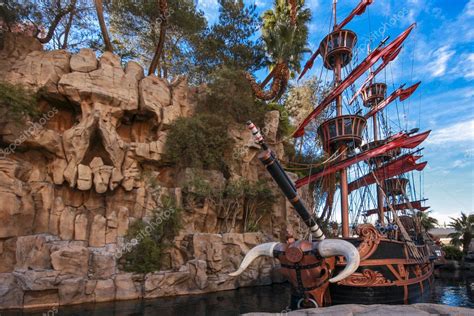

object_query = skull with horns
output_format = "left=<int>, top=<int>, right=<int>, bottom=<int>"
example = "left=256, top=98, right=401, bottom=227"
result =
left=229, top=237, right=360, bottom=308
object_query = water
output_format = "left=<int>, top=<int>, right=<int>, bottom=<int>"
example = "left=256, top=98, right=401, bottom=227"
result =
left=5, top=270, right=473, bottom=316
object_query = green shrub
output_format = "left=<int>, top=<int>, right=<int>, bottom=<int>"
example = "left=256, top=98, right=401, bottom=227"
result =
left=183, top=177, right=274, bottom=232
left=198, top=66, right=263, bottom=125
left=0, top=81, right=39, bottom=120
left=165, top=113, right=232, bottom=172
left=121, top=196, right=182, bottom=273
left=442, top=245, right=463, bottom=261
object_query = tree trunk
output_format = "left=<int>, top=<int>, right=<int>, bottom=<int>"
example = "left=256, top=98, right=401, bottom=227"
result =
left=37, top=0, right=77, bottom=44
left=148, top=0, right=168, bottom=76
left=61, top=10, right=75, bottom=49
left=289, top=0, right=297, bottom=26
left=462, top=234, right=471, bottom=255
left=259, top=66, right=276, bottom=88
left=94, top=0, right=114, bottom=52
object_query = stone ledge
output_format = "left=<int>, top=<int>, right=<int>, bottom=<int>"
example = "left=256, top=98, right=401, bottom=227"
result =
left=245, top=304, right=473, bottom=316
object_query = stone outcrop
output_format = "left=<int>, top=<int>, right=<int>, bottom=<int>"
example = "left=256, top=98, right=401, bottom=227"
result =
left=0, top=33, right=298, bottom=310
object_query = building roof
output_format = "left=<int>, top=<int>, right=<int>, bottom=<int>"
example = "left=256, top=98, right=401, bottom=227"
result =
left=429, top=227, right=456, bottom=238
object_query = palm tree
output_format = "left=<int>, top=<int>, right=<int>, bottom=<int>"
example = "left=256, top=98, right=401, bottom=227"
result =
left=416, top=210, right=439, bottom=231
left=448, top=212, right=474, bottom=255
left=246, top=0, right=311, bottom=101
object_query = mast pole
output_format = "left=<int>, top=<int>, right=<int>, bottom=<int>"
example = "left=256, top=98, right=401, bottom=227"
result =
left=333, top=0, right=338, bottom=28
left=373, top=114, right=385, bottom=224
left=335, top=53, right=350, bottom=237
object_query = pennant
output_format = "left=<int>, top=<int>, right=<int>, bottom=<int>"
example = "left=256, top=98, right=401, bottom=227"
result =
left=364, top=81, right=421, bottom=118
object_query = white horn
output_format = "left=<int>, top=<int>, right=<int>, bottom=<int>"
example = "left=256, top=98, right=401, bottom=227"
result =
left=229, top=242, right=279, bottom=277
left=317, top=239, right=360, bottom=283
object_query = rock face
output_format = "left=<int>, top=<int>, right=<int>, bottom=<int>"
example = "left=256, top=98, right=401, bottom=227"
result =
left=246, top=304, right=473, bottom=316
left=0, top=33, right=298, bottom=310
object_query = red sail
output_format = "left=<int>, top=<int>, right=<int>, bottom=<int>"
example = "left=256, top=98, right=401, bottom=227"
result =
left=364, top=81, right=421, bottom=118
left=348, top=154, right=427, bottom=192
left=365, top=201, right=429, bottom=216
left=335, top=0, right=374, bottom=31
left=350, top=46, right=404, bottom=104
left=293, top=23, right=416, bottom=138
left=295, top=130, right=430, bottom=188
left=298, top=49, right=320, bottom=81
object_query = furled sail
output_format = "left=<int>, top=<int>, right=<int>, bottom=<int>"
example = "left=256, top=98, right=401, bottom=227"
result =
left=349, top=46, right=404, bottom=104
left=295, top=130, right=430, bottom=188
left=348, top=154, right=427, bottom=193
left=365, top=201, right=430, bottom=216
left=293, top=24, right=417, bottom=138
left=364, top=82, right=421, bottom=118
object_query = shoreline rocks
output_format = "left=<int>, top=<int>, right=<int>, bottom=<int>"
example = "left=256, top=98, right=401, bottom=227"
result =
left=245, top=304, right=473, bottom=316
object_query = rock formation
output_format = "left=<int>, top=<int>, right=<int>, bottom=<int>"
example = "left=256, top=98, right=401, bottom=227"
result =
left=0, top=33, right=301, bottom=310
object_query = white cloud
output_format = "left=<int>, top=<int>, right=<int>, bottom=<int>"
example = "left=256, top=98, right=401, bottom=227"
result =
left=425, top=45, right=456, bottom=78
left=451, top=53, right=474, bottom=81
left=427, top=119, right=474, bottom=145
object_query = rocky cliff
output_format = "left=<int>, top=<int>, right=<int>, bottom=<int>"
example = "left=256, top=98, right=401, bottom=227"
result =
left=0, top=33, right=303, bottom=310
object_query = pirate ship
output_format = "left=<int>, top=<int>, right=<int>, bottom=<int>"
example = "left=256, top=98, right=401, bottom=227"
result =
left=230, top=0, right=441, bottom=309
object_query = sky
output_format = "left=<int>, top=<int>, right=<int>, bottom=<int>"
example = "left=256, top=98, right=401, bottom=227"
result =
left=197, top=0, right=474, bottom=225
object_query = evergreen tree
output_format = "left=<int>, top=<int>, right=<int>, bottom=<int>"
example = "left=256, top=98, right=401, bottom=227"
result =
left=109, top=0, right=207, bottom=78
left=194, top=0, right=266, bottom=78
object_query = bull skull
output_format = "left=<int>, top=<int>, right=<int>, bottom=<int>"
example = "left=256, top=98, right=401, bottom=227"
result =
left=229, top=239, right=360, bottom=283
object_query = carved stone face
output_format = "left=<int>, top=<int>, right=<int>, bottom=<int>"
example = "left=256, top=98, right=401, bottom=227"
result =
left=0, top=43, right=195, bottom=243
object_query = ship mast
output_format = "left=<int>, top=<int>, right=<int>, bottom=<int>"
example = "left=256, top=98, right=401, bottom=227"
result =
left=366, top=43, right=386, bottom=225
left=332, top=0, right=350, bottom=237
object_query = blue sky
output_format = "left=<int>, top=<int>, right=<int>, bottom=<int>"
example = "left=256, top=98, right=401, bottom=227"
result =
left=198, top=0, right=474, bottom=225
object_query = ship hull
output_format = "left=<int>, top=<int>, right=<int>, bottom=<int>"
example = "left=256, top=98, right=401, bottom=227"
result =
left=330, top=267, right=433, bottom=305
left=328, top=230, right=435, bottom=305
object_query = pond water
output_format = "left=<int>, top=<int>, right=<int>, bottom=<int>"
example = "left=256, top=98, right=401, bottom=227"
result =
left=6, top=270, right=473, bottom=316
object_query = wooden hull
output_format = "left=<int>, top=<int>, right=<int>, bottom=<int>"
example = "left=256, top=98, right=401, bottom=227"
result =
left=328, top=229, right=435, bottom=305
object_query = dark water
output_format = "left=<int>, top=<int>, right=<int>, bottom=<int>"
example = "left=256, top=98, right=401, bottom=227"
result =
left=5, top=270, right=473, bottom=316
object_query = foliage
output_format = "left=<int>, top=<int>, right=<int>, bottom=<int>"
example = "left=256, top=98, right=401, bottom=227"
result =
left=261, top=0, right=311, bottom=74
left=448, top=212, right=474, bottom=255
left=416, top=210, right=439, bottom=231
left=1, top=0, right=79, bottom=45
left=122, top=196, right=182, bottom=273
left=194, top=0, right=266, bottom=78
left=165, top=113, right=232, bottom=172
left=442, top=245, right=463, bottom=261
left=0, top=82, right=39, bottom=120
left=183, top=178, right=275, bottom=233
left=284, top=77, right=331, bottom=125
left=109, top=0, right=207, bottom=76
left=198, top=66, right=264, bottom=125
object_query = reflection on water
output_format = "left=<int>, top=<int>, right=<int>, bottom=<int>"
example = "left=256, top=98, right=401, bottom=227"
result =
left=6, top=270, right=473, bottom=316
left=426, top=270, right=474, bottom=308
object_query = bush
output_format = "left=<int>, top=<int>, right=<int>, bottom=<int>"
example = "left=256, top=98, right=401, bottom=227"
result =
left=183, top=177, right=274, bottom=232
left=121, top=196, right=182, bottom=273
left=0, top=81, right=39, bottom=120
left=198, top=66, right=263, bottom=125
left=442, top=245, right=463, bottom=261
left=165, top=113, right=232, bottom=172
